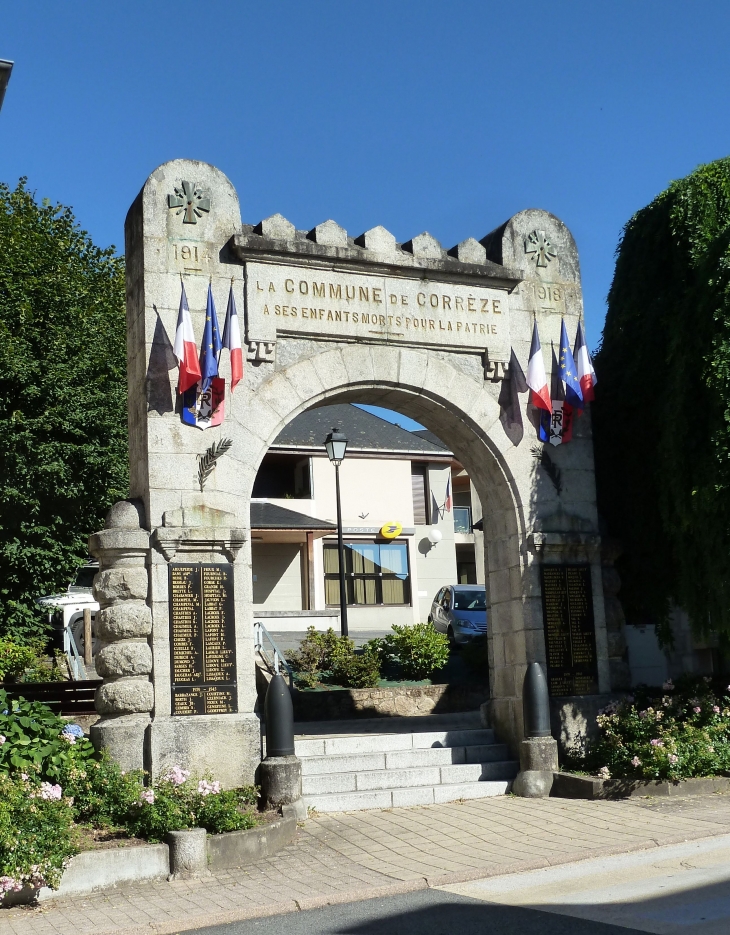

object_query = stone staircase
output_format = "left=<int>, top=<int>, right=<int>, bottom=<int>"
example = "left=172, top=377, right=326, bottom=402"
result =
left=295, top=712, right=518, bottom=812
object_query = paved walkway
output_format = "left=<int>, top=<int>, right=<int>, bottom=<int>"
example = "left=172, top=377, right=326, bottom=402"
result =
left=3, top=794, right=730, bottom=935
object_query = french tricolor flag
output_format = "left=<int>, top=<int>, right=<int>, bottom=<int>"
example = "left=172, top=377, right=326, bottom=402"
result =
left=573, top=321, right=597, bottom=403
left=222, top=284, right=243, bottom=392
left=173, top=282, right=201, bottom=394
left=526, top=319, right=552, bottom=413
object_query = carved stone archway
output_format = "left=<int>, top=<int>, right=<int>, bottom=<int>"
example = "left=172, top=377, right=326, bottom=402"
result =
left=89, top=160, right=610, bottom=784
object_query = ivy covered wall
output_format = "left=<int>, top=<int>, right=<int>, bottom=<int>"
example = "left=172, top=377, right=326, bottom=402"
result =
left=594, top=157, right=730, bottom=640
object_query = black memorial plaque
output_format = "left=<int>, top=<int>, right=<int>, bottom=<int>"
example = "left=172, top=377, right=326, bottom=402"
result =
left=169, top=563, right=238, bottom=716
left=541, top=564, right=599, bottom=696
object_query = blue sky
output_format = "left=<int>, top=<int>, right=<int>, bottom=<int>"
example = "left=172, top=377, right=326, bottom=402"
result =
left=2, top=1, right=729, bottom=364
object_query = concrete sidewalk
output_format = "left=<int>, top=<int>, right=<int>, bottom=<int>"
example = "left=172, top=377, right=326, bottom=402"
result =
left=3, top=793, right=730, bottom=935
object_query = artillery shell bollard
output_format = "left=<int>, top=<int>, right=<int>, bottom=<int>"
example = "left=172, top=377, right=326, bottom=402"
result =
left=260, top=674, right=305, bottom=817
left=512, top=662, right=559, bottom=797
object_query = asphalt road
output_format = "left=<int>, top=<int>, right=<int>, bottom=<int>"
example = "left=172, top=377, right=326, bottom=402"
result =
left=189, top=834, right=730, bottom=935
left=191, top=888, right=644, bottom=935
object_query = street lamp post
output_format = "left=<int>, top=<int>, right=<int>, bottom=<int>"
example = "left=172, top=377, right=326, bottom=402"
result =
left=324, top=426, right=348, bottom=638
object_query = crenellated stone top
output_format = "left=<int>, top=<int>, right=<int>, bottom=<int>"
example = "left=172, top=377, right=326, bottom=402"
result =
left=231, top=213, right=524, bottom=286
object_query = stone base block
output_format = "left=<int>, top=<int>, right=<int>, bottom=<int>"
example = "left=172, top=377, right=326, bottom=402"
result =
left=167, top=828, right=207, bottom=877
left=512, top=769, right=555, bottom=797
left=260, top=755, right=302, bottom=808
left=90, top=715, right=150, bottom=772
left=146, top=714, right=261, bottom=787
left=513, top=736, right=559, bottom=797
left=519, top=736, right=559, bottom=772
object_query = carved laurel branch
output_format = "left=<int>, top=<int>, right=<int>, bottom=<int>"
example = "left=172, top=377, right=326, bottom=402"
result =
left=198, top=438, right=233, bottom=491
left=531, top=445, right=562, bottom=495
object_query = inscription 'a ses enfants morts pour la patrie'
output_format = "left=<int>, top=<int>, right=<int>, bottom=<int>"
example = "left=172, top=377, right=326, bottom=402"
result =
left=541, top=564, right=599, bottom=696
left=246, top=262, right=511, bottom=358
left=169, top=564, right=238, bottom=716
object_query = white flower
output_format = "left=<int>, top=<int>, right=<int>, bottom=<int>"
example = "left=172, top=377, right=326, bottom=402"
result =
left=197, top=779, right=221, bottom=796
left=140, top=788, right=155, bottom=804
left=668, top=754, right=679, bottom=765
left=38, top=782, right=62, bottom=801
left=663, top=679, right=674, bottom=690
left=62, top=734, right=76, bottom=745
left=631, top=756, right=641, bottom=767
left=0, top=735, right=5, bottom=744
left=597, top=766, right=611, bottom=780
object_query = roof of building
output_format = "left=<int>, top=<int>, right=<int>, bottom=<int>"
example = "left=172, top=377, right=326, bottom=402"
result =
left=409, top=428, right=450, bottom=450
left=250, top=501, right=336, bottom=531
left=271, top=404, right=452, bottom=456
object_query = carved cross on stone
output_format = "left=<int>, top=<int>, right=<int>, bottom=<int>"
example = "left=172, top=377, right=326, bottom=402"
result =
left=524, top=230, right=557, bottom=268
left=168, top=180, right=211, bottom=224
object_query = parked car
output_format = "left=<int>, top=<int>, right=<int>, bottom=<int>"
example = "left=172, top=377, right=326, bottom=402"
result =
left=35, top=562, right=100, bottom=659
left=428, top=584, right=487, bottom=646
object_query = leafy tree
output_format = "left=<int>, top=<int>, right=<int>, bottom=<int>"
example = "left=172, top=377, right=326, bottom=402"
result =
left=594, top=157, right=730, bottom=640
left=0, top=180, right=128, bottom=640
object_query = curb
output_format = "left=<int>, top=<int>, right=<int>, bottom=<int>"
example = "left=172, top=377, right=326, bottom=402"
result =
left=34, top=825, right=730, bottom=935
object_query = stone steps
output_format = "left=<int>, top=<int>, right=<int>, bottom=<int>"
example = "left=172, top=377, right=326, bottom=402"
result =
left=295, top=714, right=517, bottom=813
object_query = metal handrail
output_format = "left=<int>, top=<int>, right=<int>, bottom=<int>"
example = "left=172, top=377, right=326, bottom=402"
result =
left=253, top=621, right=293, bottom=683
left=63, top=626, right=87, bottom=681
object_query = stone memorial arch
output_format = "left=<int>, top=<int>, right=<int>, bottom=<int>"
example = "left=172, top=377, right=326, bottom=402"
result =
left=89, top=159, right=611, bottom=785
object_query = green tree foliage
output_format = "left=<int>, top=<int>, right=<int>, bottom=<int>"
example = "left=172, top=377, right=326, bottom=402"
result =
left=594, top=157, right=730, bottom=638
left=0, top=180, right=128, bottom=640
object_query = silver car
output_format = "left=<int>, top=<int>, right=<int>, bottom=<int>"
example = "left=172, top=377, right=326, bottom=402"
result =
left=429, top=584, right=487, bottom=646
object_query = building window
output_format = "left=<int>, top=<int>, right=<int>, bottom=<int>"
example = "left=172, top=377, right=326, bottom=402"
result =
left=453, top=506, right=472, bottom=533
left=324, top=541, right=411, bottom=606
left=411, top=463, right=429, bottom=525
left=252, top=453, right=312, bottom=498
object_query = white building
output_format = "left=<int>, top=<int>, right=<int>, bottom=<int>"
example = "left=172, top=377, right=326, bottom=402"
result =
left=251, top=404, right=482, bottom=633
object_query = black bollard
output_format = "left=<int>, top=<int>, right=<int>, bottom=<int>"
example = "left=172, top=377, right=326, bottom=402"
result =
left=522, top=662, right=551, bottom=738
left=264, top=673, right=295, bottom=757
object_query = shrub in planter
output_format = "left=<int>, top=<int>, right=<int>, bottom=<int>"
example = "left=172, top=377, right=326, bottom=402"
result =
left=57, top=752, right=142, bottom=828
left=0, top=773, right=76, bottom=893
left=0, top=691, right=96, bottom=778
left=329, top=646, right=381, bottom=689
left=287, top=627, right=343, bottom=687
left=124, top=767, right=258, bottom=842
left=577, top=676, right=730, bottom=781
left=382, top=623, right=449, bottom=680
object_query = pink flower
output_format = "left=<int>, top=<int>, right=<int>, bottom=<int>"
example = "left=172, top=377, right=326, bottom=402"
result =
left=140, top=788, right=155, bottom=804
left=694, top=706, right=702, bottom=714
left=197, top=779, right=221, bottom=796
left=20, top=773, right=28, bottom=782
left=39, top=782, right=62, bottom=801
left=163, top=766, right=190, bottom=786
left=668, top=754, right=679, bottom=765
left=713, top=706, right=721, bottom=714
left=631, top=756, right=641, bottom=767
left=62, top=734, right=76, bottom=744
left=650, top=739, right=664, bottom=747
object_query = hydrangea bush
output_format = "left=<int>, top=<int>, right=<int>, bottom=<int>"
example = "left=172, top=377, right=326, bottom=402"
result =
left=578, top=676, right=730, bottom=781
left=0, top=692, right=259, bottom=895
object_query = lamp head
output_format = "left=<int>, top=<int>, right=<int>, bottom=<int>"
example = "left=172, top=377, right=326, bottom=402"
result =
left=324, top=426, right=348, bottom=466
left=427, top=527, right=442, bottom=545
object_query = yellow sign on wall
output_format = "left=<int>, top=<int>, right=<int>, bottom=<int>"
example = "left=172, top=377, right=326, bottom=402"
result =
left=380, top=522, right=402, bottom=539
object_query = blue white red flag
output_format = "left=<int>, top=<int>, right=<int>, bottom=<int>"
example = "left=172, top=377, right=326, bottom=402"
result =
left=444, top=476, right=452, bottom=513
left=221, top=284, right=243, bottom=392
left=172, top=282, right=201, bottom=394
left=526, top=320, right=552, bottom=412
left=573, top=321, right=597, bottom=403
left=558, top=319, right=583, bottom=409
left=200, top=284, right=222, bottom=391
